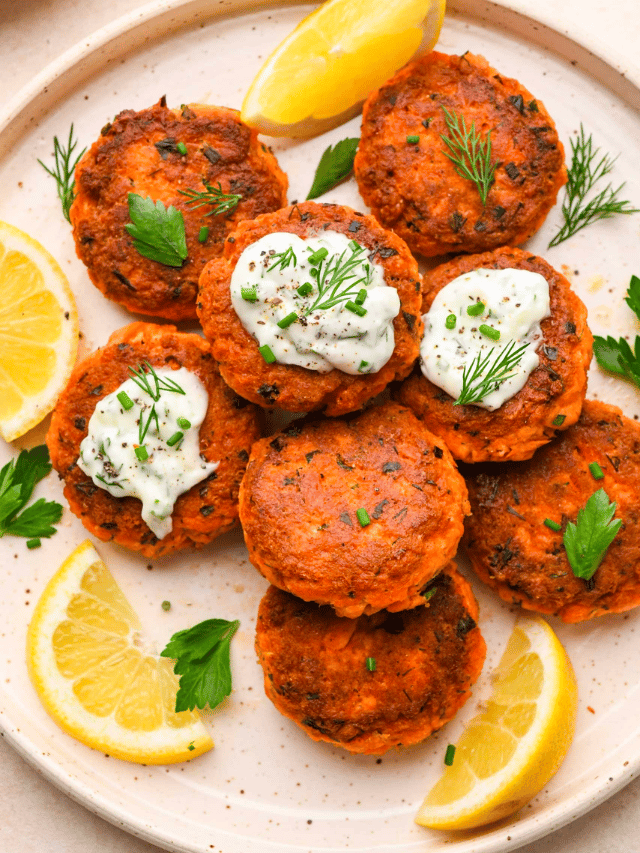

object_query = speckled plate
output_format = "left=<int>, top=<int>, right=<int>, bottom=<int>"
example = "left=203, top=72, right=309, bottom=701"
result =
left=1, top=1, right=640, bottom=852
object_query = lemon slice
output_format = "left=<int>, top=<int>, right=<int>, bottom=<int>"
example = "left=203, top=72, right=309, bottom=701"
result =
left=0, top=221, right=78, bottom=442
left=416, top=615, right=577, bottom=830
left=242, top=0, right=446, bottom=137
left=27, top=540, right=213, bottom=764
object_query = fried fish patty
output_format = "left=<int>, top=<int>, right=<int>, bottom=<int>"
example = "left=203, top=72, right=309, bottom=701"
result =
left=394, top=247, right=592, bottom=462
left=47, top=323, right=262, bottom=557
left=239, top=402, right=469, bottom=617
left=197, top=202, right=422, bottom=416
left=70, top=99, right=288, bottom=320
left=354, top=52, right=566, bottom=257
left=255, top=567, right=486, bottom=755
left=463, top=400, right=640, bottom=623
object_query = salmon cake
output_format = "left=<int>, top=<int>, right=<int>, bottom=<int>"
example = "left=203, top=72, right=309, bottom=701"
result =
left=239, top=402, right=469, bottom=617
left=197, top=202, right=422, bottom=416
left=47, top=323, right=262, bottom=557
left=255, top=567, right=486, bottom=755
left=394, top=247, right=592, bottom=462
left=463, top=400, right=640, bottom=623
left=354, top=51, right=566, bottom=257
left=70, top=99, right=288, bottom=320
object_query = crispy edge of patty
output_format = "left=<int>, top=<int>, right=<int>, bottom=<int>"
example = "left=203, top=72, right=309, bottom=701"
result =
left=46, top=322, right=262, bottom=557
left=463, top=399, right=640, bottom=622
left=354, top=51, right=566, bottom=257
left=197, top=201, right=422, bottom=416
left=70, top=99, right=288, bottom=321
left=239, top=402, right=469, bottom=617
left=394, top=247, right=592, bottom=462
left=255, top=565, right=486, bottom=755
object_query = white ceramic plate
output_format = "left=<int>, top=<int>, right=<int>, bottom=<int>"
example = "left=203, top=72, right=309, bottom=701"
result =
left=1, top=2, right=640, bottom=852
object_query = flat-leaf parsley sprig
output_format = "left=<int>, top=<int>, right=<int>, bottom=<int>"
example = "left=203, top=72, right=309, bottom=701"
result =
left=455, top=339, right=529, bottom=406
left=440, top=106, right=498, bottom=206
left=128, top=361, right=186, bottom=445
left=178, top=180, right=242, bottom=217
left=161, top=618, right=240, bottom=712
left=303, top=241, right=373, bottom=315
left=0, top=445, right=63, bottom=544
left=38, top=124, right=86, bottom=223
left=593, top=274, right=640, bottom=391
left=306, top=137, right=360, bottom=200
left=548, top=125, right=638, bottom=248
left=563, top=488, right=622, bottom=581
left=125, top=193, right=188, bottom=267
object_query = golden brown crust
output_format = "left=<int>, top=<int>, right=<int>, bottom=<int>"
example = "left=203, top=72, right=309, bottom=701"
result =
left=394, top=247, right=592, bottom=462
left=463, top=400, right=640, bottom=622
left=197, top=202, right=422, bottom=416
left=239, top=402, right=469, bottom=617
left=354, top=52, right=566, bottom=257
left=255, top=567, right=486, bottom=755
left=70, top=100, right=288, bottom=320
left=46, top=322, right=262, bottom=557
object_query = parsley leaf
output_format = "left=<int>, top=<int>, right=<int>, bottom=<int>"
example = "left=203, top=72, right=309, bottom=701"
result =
left=125, top=193, right=188, bottom=267
left=624, top=274, right=640, bottom=319
left=0, top=446, right=63, bottom=540
left=563, top=488, right=622, bottom=581
left=593, top=274, right=640, bottom=390
left=160, top=618, right=240, bottom=713
left=306, top=138, right=359, bottom=200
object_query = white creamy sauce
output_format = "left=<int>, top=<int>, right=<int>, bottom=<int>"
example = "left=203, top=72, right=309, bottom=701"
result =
left=230, top=231, right=401, bottom=375
left=420, top=268, right=551, bottom=411
left=78, top=367, right=218, bottom=540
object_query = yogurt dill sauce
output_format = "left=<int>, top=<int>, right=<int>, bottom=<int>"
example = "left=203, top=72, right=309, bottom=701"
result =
left=420, top=268, right=551, bottom=410
left=230, top=231, right=400, bottom=374
left=78, top=365, right=218, bottom=539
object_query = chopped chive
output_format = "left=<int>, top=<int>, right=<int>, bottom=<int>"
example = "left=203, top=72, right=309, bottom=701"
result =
left=358, top=360, right=369, bottom=373
left=241, top=286, right=258, bottom=302
left=177, top=417, right=191, bottom=429
left=356, top=507, right=370, bottom=527
left=445, top=313, right=457, bottom=330
left=479, top=324, right=500, bottom=341
left=553, top=414, right=566, bottom=426
left=544, top=518, right=562, bottom=531
left=259, top=344, right=276, bottom=364
left=345, top=300, right=367, bottom=316
left=161, top=600, right=171, bottom=611
left=589, top=462, right=604, bottom=480
left=26, top=538, right=41, bottom=549
left=297, top=282, right=313, bottom=296
left=117, top=391, right=134, bottom=410
left=423, top=588, right=437, bottom=601
left=307, top=246, right=328, bottom=265
left=277, top=312, right=298, bottom=329
left=198, top=226, right=209, bottom=243
left=348, top=240, right=360, bottom=251
left=366, top=657, right=376, bottom=672
left=406, top=135, right=420, bottom=144
left=444, top=744, right=456, bottom=766
left=176, top=141, right=188, bottom=155
left=467, top=301, right=485, bottom=316
left=167, top=431, right=184, bottom=447
left=135, top=445, right=149, bottom=461
left=354, top=288, right=368, bottom=305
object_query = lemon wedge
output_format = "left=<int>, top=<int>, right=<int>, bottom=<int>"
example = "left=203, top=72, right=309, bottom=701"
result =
left=242, top=0, right=446, bottom=137
left=27, top=540, right=213, bottom=764
left=0, top=221, right=78, bottom=442
left=416, top=614, right=577, bottom=830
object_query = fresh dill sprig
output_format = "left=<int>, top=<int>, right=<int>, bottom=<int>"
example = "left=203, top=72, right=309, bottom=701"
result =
left=440, top=106, right=498, bottom=206
left=38, top=124, right=86, bottom=222
left=304, top=241, right=372, bottom=315
left=548, top=125, right=639, bottom=248
left=267, top=246, right=297, bottom=272
left=178, top=181, right=242, bottom=217
left=455, top=340, right=529, bottom=406
left=127, top=362, right=185, bottom=445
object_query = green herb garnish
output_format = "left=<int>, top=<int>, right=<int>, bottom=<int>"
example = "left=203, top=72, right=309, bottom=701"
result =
left=297, top=282, right=313, bottom=297
left=176, top=141, right=188, bottom=156
left=160, top=618, right=240, bottom=712
left=259, top=344, right=276, bottom=364
left=406, top=135, right=420, bottom=144
left=303, top=241, right=373, bottom=316
left=128, top=361, right=185, bottom=445
left=444, top=744, right=456, bottom=766
left=440, top=107, right=498, bottom=206
left=125, top=193, right=187, bottom=267
left=594, top=274, right=640, bottom=390
left=198, top=226, right=209, bottom=243
left=241, top=286, right=258, bottom=302
left=467, top=302, right=485, bottom=317
left=544, top=518, right=562, bottom=532
left=268, top=246, right=297, bottom=272
left=356, top=507, right=370, bottom=527
left=345, top=300, right=367, bottom=316
left=38, top=124, right=86, bottom=222
left=563, top=488, right=622, bottom=581
left=548, top=125, right=638, bottom=248
left=177, top=417, right=191, bottom=429
left=178, top=180, right=242, bottom=217
left=162, top=600, right=171, bottom=611
left=366, top=657, right=376, bottom=672
left=277, top=311, right=298, bottom=329
left=26, top=538, right=41, bottom=549
left=135, top=446, right=149, bottom=462
left=167, top=432, right=184, bottom=447
left=589, top=462, right=604, bottom=480
left=117, top=391, right=134, bottom=411
left=455, top=340, right=529, bottom=406
left=479, top=324, right=500, bottom=341
left=306, top=137, right=360, bottom=200
left=0, top=446, right=63, bottom=541
left=445, top=314, right=457, bottom=330
left=552, top=414, right=566, bottom=426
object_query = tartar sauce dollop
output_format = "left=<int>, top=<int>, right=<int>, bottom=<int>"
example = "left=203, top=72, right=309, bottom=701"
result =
left=230, top=231, right=400, bottom=375
left=420, top=268, right=551, bottom=410
left=78, top=366, right=218, bottom=539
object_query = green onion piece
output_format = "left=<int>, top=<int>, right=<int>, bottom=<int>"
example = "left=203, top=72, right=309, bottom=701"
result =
left=167, top=431, right=184, bottom=447
left=553, top=414, right=566, bottom=426
left=241, top=286, right=258, bottom=302
left=277, top=312, right=298, bottom=329
left=348, top=240, right=360, bottom=251
left=135, top=445, right=149, bottom=461
left=26, top=538, right=41, bottom=549
left=117, top=391, right=134, bottom=410
left=358, top=360, right=369, bottom=373
left=406, top=135, right=420, bottom=144
left=307, top=246, right=328, bottom=265
left=589, top=462, right=605, bottom=480
left=354, top=288, right=368, bottom=305
left=177, top=417, right=191, bottom=429
left=366, top=657, right=376, bottom=672
left=198, top=226, right=209, bottom=243
left=444, top=744, right=456, bottom=766
left=467, top=302, right=485, bottom=316
left=544, top=518, right=562, bottom=532
left=345, top=300, right=367, bottom=316
left=445, top=313, right=457, bottom=330
left=479, top=324, right=500, bottom=341
left=423, top=588, right=436, bottom=601
left=161, top=600, right=171, bottom=611
left=356, top=507, right=370, bottom=527
left=259, top=344, right=276, bottom=364
left=176, top=141, right=188, bottom=155
left=297, top=282, right=313, bottom=296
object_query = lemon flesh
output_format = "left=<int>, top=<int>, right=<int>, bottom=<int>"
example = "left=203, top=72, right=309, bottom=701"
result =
left=416, top=615, right=578, bottom=830
left=27, top=540, right=213, bottom=764
left=242, top=0, right=446, bottom=137
left=0, top=220, right=78, bottom=441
